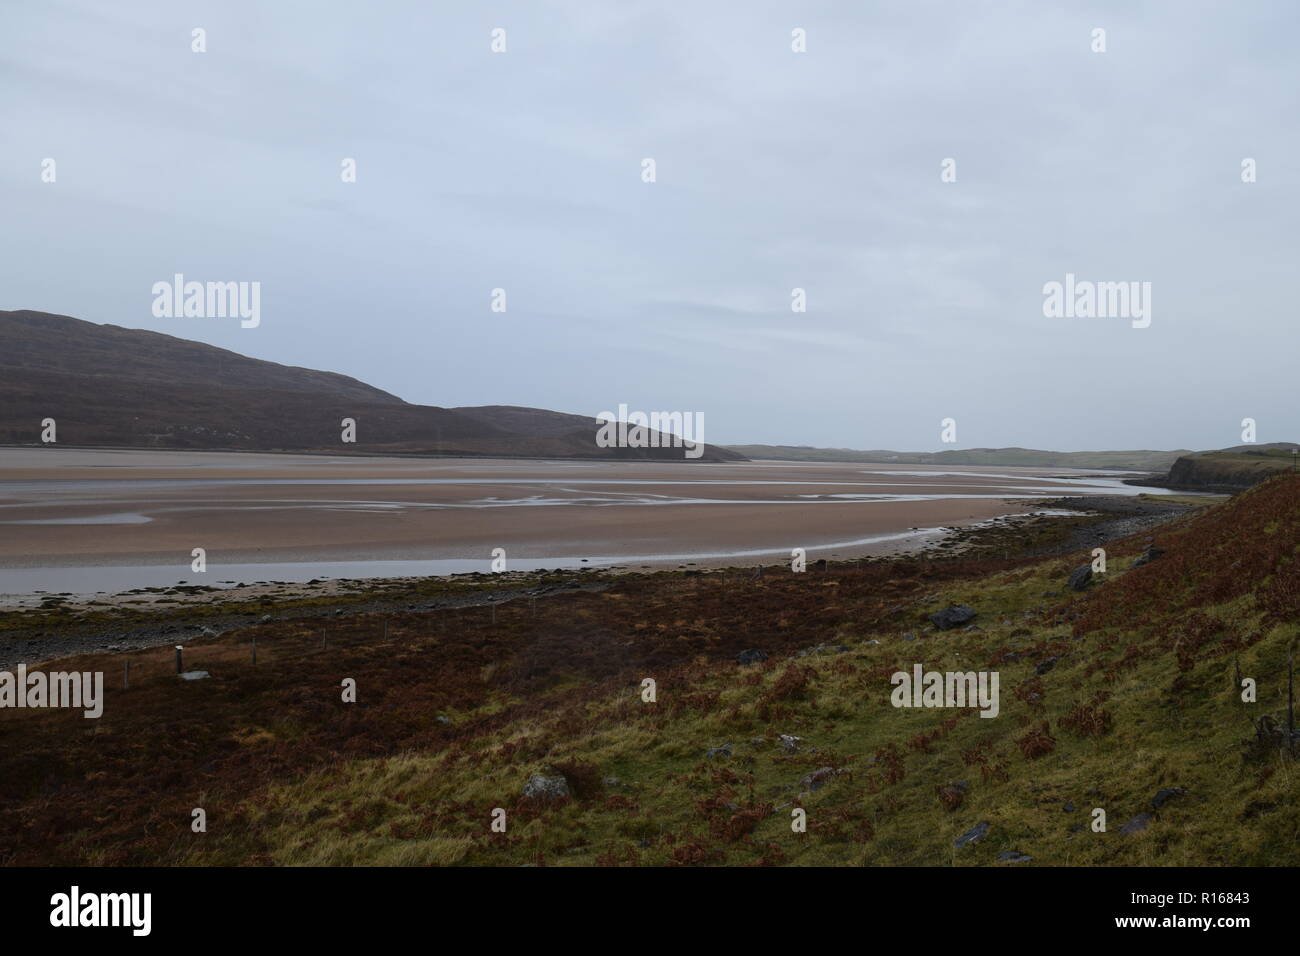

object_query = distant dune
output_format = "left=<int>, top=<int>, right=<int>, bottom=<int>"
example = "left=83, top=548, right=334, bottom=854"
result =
left=0, top=310, right=744, bottom=462
left=725, top=444, right=1189, bottom=472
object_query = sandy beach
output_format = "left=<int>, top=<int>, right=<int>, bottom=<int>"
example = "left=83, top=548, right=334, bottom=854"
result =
left=0, top=448, right=1161, bottom=593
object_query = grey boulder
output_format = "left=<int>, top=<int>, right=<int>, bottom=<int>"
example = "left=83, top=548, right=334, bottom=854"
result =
left=930, top=605, right=977, bottom=631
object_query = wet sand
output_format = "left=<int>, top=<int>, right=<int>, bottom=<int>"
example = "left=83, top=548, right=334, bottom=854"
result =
left=0, top=448, right=1160, bottom=593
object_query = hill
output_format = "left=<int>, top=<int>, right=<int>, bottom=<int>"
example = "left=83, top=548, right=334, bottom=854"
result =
left=0, top=310, right=742, bottom=461
left=1160, top=444, right=1300, bottom=492
left=725, top=444, right=1187, bottom=472
left=2, top=474, right=1297, bottom=865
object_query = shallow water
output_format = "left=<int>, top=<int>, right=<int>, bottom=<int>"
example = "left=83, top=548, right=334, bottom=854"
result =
left=0, top=526, right=950, bottom=597
left=0, top=452, right=1191, bottom=597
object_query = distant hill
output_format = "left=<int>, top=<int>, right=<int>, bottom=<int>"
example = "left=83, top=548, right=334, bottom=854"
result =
left=0, top=310, right=744, bottom=461
left=725, top=444, right=1187, bottom=472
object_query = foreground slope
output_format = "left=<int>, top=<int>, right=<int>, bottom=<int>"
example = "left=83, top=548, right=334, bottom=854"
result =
left=1, top=477, right=1297, bottom=865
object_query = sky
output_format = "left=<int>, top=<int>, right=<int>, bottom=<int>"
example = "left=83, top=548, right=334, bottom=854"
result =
left=2, top=0, right=1298, bottom=451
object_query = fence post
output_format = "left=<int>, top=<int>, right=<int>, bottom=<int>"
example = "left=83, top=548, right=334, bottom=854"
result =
left=175, top=645, right=183, bottom=674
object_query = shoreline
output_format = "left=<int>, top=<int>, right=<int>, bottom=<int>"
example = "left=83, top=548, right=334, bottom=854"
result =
left=0, top=491, right=1212, bottom=669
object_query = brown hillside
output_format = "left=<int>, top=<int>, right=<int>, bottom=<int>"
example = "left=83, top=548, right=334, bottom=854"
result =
left=0, top=311, right=743, bottom=461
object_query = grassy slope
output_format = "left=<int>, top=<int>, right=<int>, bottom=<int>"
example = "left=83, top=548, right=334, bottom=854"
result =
left=3, top=479, right=1298, bottom=866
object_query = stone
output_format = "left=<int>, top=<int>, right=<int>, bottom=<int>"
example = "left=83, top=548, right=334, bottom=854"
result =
left=1067, top=565, right=1093, bottom=591
left=704, top=744, right=733, bottom=759
left=931, top=605, right=977, bottom=631
left=1119, top=813, right=1152, bottom=834
left=1151, top=787, right=1187, bottom=810
left=954, top=821, right=990, bottom=848
left=736, top=648, right=768, bottom=666
left=997, top=850, right=1033, bottom=864
left=799, top=766, right=842, bottom=791
left=179, top=671, right=210, bottom=681
left=796, top=644, right=850, bottom=658
left=522, top=773, right=570, bottom=801
left=1133, top=546, right=1165, bottom=567
left=1035, top=655, right=1062, bottom=675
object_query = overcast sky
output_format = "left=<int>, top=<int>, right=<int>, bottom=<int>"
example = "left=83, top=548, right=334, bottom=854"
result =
left=3, top=1, right=1297, bottom=450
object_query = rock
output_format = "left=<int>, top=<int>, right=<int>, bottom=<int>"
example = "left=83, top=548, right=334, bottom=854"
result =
left=435, top=715, right=452, bottom=726
left=522, top=773, right=570, bottom=801
left=1034, top=655, right=1062, bottom=675
left=1063, top=801, right=1075, bottom=813
left=962, top=624, right=982, bottom=633
left=903, top=632, right=917, bottom=641
left=930, top=605, right=977, bottom=631
left=954, top=821, right=990, bottom=848
left=796, top=644, right=850, bottom=658
left=736, top=648, right=768, bottom=666
left=813, top=559, right=827, bottom=571
left=179, top=670, right=210, bottom=681
left=997, top=850, right=1033, bottom=864
left=1151, top=787, right=1187, bottom=810
left=1119, top=812, right=1152, bottom=834
left=258, top=615, right=272, bottom=624
left=704, top=744, right=733, bottom=759
left=779, top=734, right=802, bottom=752
left=1133, top=546, right=1165, bottom=567
left=1067, top=565, right=1092, bottom=591
left=799, top=766, right=842, bottom=791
